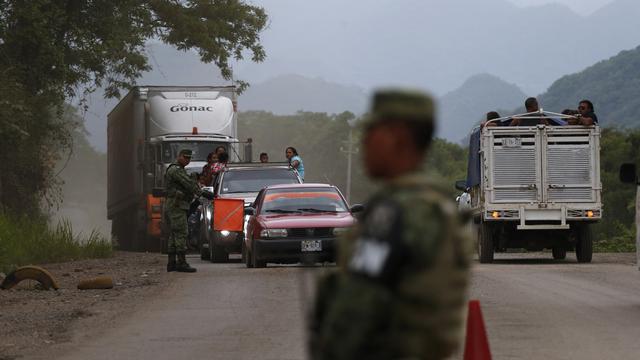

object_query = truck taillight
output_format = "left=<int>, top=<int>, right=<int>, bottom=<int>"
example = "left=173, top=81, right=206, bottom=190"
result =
left=192, top=127, right=198, bottom=135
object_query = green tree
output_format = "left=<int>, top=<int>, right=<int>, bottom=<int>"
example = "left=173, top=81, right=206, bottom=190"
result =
left=0, top=0, right=268, bottom=216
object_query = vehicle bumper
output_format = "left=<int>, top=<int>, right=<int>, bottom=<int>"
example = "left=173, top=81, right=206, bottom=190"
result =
left=254, top=238, right=336, bottom=263
left=482, top=205, right=601, bottom=230
left=211, top=231, right=243, bottom=252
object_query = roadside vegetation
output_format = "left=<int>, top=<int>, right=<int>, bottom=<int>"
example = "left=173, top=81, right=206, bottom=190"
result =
left=0, top=214, right=112, bottom=274
left=0, top=1, right=267, bottom=268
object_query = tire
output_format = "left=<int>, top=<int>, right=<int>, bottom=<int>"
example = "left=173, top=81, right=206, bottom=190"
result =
left=552, top=246, right=567, bottom=260
left=477, top=222, right=494, bottom=264
left=243, top=240, right=253, bottom=268
left=200, top=244, right=210, bottom=261
left=575, top=224, right=593, bottom=263
left=251, top=240, right=267, bottom=268
left=199, top=227, right=210, bottom=261
left=209, top=234, right=229, bottom=263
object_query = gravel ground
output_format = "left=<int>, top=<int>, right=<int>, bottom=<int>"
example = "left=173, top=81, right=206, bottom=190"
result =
left=0, top=252, right=171, bottom=360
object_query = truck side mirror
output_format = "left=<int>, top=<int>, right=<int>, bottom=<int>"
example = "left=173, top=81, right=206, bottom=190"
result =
left=152, top=188, right=167, bottom=197
left=244, top=206, right=255, bottom=216
left=455, top=180, right=468, bottom=192
left=620, top=163, right=638, bottom=184
left=350, top=204, right=365, bottom=213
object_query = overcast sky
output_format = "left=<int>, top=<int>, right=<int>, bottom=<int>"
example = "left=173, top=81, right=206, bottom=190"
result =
left=507, top=0, right=614, bottom=14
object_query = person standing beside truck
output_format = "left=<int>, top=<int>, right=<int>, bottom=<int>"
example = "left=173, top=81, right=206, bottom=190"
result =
left=309, top=89, right=471, bottom=360
left=286, top=147, right=305, bottom=181
left=165, top=149, right=213, bottom=273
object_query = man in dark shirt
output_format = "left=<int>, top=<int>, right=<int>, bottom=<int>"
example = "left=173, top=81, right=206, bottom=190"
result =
left=510, top=97, right=550, bottom=126
left=577, top=100, right=598, bottom=125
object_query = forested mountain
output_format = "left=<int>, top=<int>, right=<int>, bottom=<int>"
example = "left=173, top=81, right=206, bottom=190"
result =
left=438, top=74, right=526, bottom=141
left=539, top=45, right=640, bottom=128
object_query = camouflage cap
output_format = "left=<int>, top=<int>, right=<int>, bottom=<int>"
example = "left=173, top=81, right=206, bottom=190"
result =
left=361, top=88, right=435, bottom=130
left=179, top=149, right=193, bottom=158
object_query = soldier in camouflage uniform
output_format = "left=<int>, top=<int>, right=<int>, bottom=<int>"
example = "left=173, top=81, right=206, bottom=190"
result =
left=309, top=90, right=472, bottom=360
left=165, top=149, right=213, bottom=273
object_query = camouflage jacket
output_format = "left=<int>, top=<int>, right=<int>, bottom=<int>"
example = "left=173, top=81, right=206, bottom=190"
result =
left=165, top=163, right=202, bottom=211
left=310, top=171, right=472, bottom=360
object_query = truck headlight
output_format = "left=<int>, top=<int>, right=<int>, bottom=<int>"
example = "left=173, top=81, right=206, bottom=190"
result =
left=260, top=229, right=288, bottom=238
left=220, top=230, right=231, bottom=237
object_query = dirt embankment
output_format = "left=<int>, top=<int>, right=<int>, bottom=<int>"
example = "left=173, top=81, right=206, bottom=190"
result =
left=0, top=252, right=171, bottom=360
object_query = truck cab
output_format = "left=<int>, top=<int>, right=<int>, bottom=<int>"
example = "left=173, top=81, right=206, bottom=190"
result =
left=462, top=111, right=602, bottom=263
left=108, top=86, right=250, bottom=252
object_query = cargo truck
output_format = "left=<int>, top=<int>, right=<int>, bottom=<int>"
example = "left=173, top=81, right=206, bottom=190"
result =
left=457, top=111, right=602, bottom=263
left=107, top=86, right=250, bottom=251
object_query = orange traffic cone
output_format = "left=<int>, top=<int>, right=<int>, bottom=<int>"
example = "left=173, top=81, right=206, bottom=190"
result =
left=463, top=300, right=492, bottom=360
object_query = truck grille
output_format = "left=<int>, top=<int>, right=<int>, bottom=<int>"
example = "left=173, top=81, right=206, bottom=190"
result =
left=288, top=228, right=333, bottom=238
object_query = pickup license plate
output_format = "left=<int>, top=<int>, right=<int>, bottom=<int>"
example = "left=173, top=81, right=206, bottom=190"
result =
left=503, top=138, right=522, bottom=148
left=301, top=240, right=322, bottom=252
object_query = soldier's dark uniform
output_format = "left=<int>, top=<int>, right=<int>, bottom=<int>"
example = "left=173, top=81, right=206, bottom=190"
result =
left=309, top=90, right=472, bottom=360
left=164, top=149, right=204, bottom=273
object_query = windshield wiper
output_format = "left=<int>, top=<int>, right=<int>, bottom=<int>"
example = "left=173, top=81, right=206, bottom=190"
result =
left=265, top=209, right=301, bottom=213
left=297, top=208, right=339, bottom=213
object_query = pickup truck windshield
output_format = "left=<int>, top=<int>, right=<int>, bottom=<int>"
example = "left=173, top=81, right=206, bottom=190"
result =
left=162, top=142, right=228, bottom=162
left=220, top=169, right=299, bottom=194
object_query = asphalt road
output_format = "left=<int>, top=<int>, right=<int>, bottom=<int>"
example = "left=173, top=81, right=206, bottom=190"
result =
left=50, top=253, right=640, bottom=360
left=471, top=252, right=640, bottom=360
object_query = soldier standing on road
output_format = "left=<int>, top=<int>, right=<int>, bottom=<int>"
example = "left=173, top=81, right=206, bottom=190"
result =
left=165, top=149, right=213, bottom=273
left=309, top=89, right=472, bottom=360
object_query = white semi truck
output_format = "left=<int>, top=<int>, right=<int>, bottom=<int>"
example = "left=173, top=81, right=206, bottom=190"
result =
left=458, top=111, right=602, bottom=263
left=107, top=86, right=250, bottom=251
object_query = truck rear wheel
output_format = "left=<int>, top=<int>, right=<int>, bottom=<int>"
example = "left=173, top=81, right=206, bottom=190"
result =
left=552, top=246, right=567, bottom=260
left=575, top=224, right=593, bottom=263
left=478, top=222, right=495, bottom=264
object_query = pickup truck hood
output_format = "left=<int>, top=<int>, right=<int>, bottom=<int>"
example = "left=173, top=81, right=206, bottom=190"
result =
left=259, top=212, right=355, bottom=228
left=219, top=192, right=258, bottom=206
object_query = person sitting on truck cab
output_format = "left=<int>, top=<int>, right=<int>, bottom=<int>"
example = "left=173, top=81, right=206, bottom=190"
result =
left=286, top=146, right=304, bottom=181
left=576, top=100, right=598, bottom=126
left=201, top=152, right=217, bottom=185
left=510, top=97, right=550, bottom=126
left=483, top=111, right=501, bottom=127
left=209, top=152, right=229, bottom=186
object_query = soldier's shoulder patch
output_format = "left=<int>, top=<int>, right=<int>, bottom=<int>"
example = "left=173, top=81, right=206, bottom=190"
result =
left=363, top=200, right=402, bottom=239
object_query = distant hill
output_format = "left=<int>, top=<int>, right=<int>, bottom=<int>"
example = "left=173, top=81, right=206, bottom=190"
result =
left=239, top=74, right=367, bottom=115
left=438, top=74, right=526, bottom=141
left=539, top=45, right=640, bottom=128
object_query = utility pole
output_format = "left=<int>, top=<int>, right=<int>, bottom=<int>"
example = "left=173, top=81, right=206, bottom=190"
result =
left=340, top=128, right=358, bottom=204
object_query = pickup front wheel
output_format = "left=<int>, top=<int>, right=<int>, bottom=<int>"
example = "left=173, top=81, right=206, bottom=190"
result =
left=478, top=222, right=495, bottom=264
